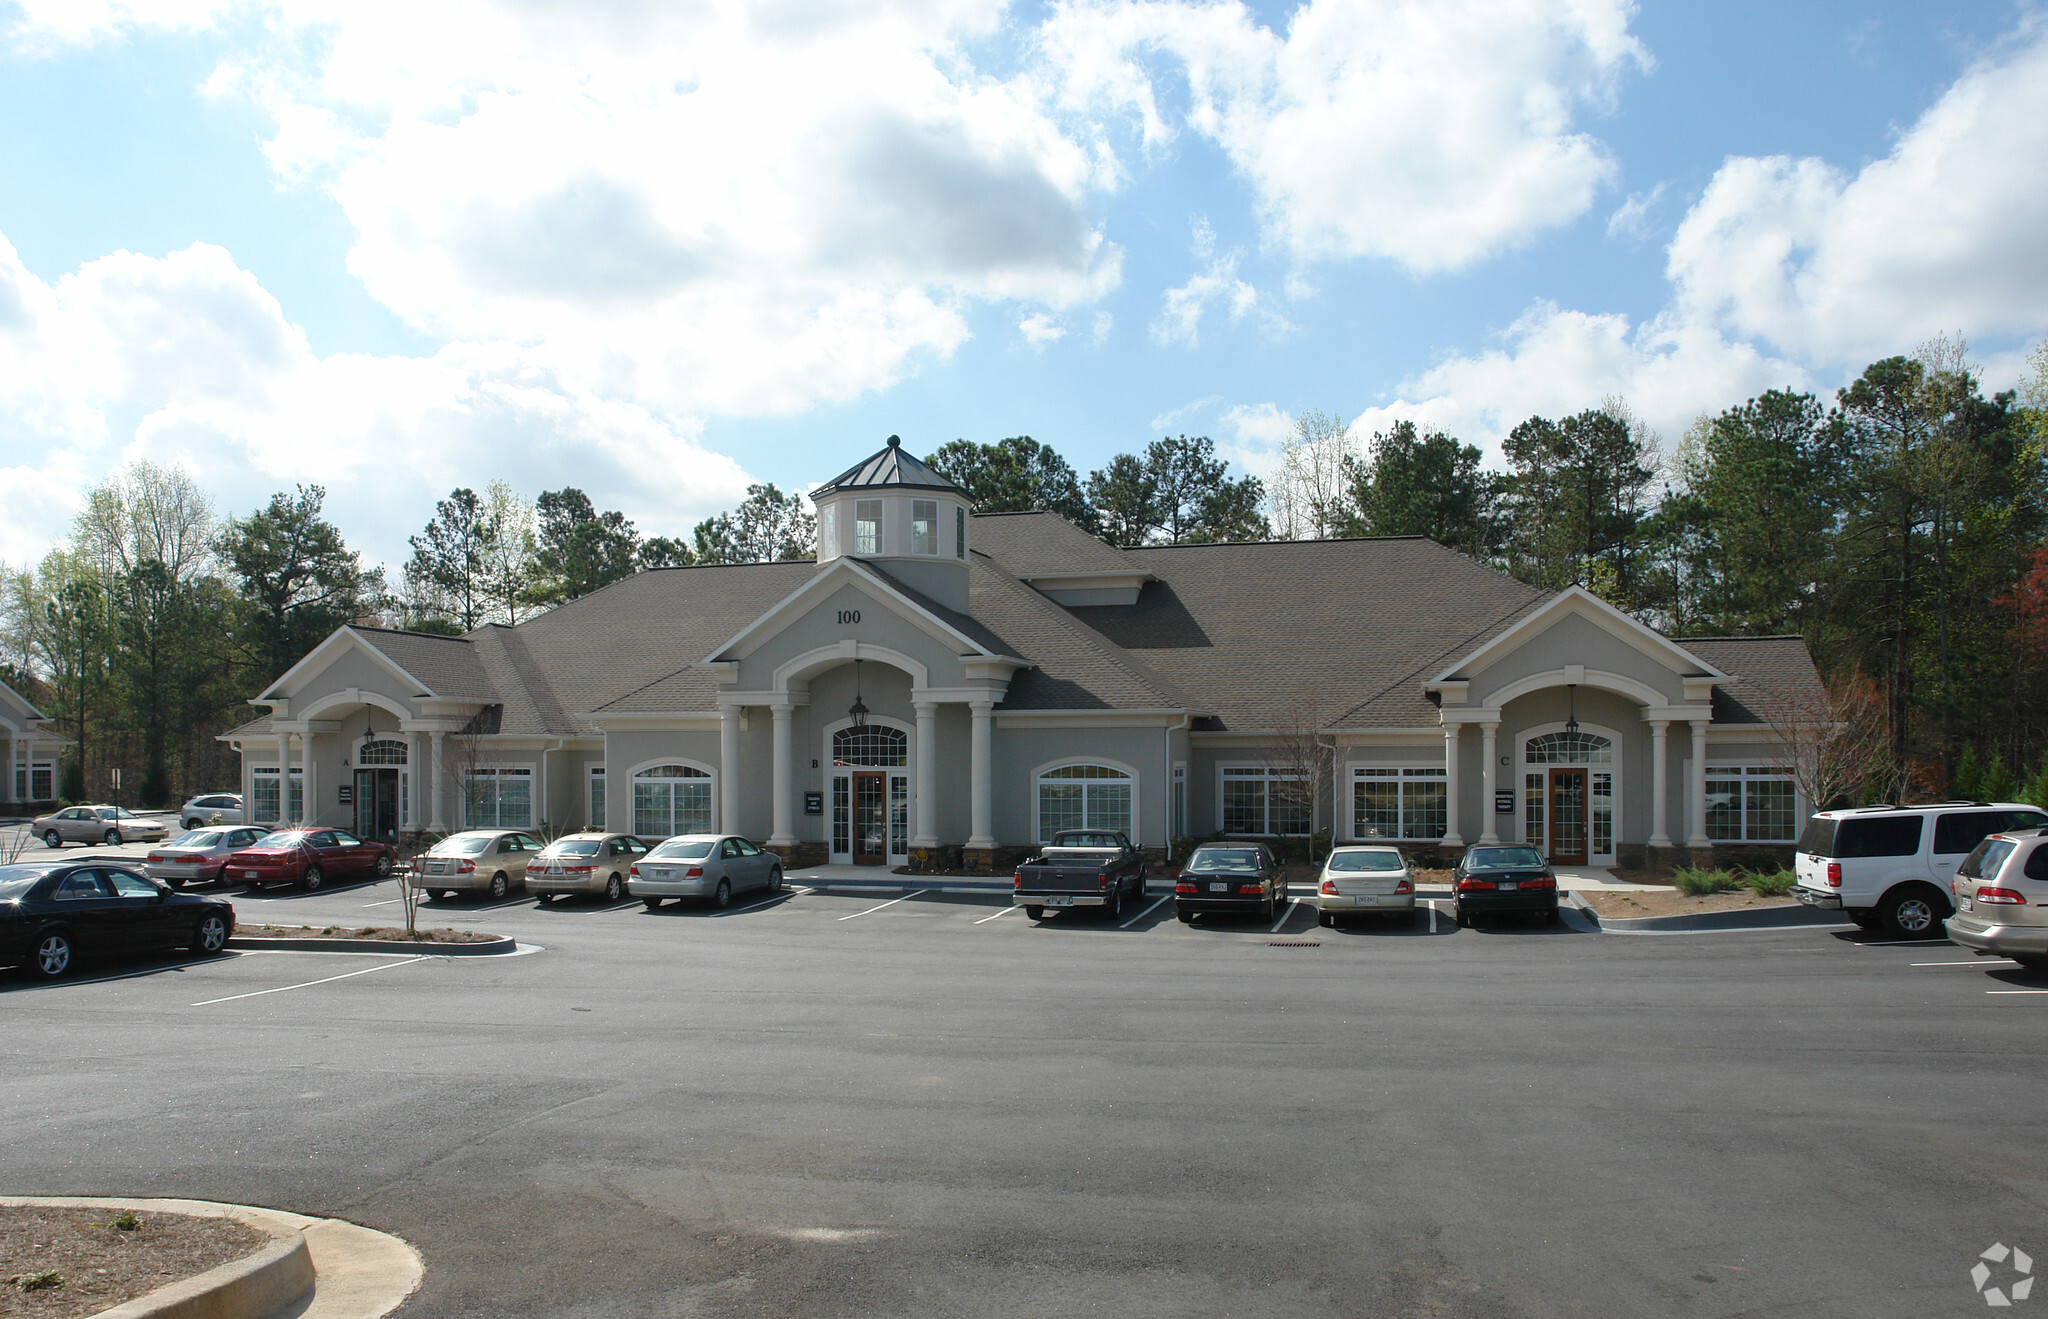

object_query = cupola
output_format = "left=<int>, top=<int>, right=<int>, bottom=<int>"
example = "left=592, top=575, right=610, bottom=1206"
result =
left=812, top=436, right=972, bottom=611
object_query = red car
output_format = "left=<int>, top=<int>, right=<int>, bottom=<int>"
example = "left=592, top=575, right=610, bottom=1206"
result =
left=224, top=828, right=396, bottom=892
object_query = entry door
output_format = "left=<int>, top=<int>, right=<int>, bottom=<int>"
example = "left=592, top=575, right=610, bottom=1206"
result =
left=853, top=771, right=887, bottom=865
left=355, top=769, right=400, bottom=840
left=1549, top=768, right=1588, bottom=866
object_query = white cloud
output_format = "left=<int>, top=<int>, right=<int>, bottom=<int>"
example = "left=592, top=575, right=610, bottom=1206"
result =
left=1018, top=312, right=1066, bottom=345
left=1216, top=400, right=1295, bottom=477
left=1152, top=217, right=1280, bottom=347
left=1667, top=19, right=2048, bottom=363
left=0, top=231, right=751, bottom=570
left=1605, top=182, right=1667, bottom=242
left=1350, top=301, right=1804, bottom=461
left=1043, top=0, right=1646, bottom=272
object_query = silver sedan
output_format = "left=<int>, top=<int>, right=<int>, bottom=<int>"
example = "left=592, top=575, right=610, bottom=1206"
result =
left=629, top=835, right=783, bottom=909
left=31, top=805, right=170, bottom=848
left=528, top=832, right=649, bottom=903
left=143, top=827, right=269, bottom=887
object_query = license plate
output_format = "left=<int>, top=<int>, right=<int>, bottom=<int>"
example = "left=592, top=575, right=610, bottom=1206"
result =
left=1499, top=881, right=1518, bottom=890
left=545, top=864, right=562, bottom=875
left=1043, top=896, right=1072, bottom=907
left=647, top=868, right=669, bottom=880
left=1958, top=896, right=1973, bottom=911
left=1209, top=882, right=1229, bottom=892
left=242, top=869, right=257, bottom=877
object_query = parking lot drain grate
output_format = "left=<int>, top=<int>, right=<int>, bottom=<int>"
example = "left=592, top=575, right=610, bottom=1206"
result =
left=1268, top=940, right=1321, bottom=948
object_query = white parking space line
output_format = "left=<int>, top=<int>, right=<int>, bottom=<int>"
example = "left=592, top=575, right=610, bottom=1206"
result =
left=1119, top=895, right=1171, bottom=929
left=1987, top=989, right=2048, bottom=995
left=728, top=891, right=795, bottom=914
left=972, top=905, right=1019, bottom=925
left=837, top=892, right=918, bottom=921
left=1269, top=899, right=1302, bottom=934
left=1857, top=938, right=1954, bottom=947
left=1427, top=900, right=1439, bottom=933
left=1912, top=958, right=2016, bottom=967
left=190, top=956, right=426, bottom=1006
left=6, top=955, right=248, bottom=991
left=361, top=898, right=403, bottom=907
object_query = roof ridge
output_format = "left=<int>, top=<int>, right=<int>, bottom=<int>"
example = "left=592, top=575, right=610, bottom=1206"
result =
left=1329, top=593, right=1552, bottom=728
left=352, top=623, right=474, bottom=644
left=967, top=555, right=1197, bottom=712
left=471, top=627, right=577, bottom=734
left=1126, top=534, right=1433, bottom=549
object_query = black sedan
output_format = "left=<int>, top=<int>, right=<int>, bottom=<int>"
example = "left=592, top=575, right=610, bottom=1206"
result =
left=0, top=861, right=235, bottom=980
left=1452, top=845, right=1560, bottom=927
left=1174, top=843, right=1287, bottom=923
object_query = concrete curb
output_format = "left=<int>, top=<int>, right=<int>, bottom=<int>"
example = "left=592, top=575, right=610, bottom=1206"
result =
left=229, top=932, right=516, bottom=956
left=1572, top=896, right=1853, bottom=933
left=0, top=1197, right=422, bottom=1319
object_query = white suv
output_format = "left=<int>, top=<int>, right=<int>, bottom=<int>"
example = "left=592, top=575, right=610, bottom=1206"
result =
left=1793, top=802, right=2048, bottom=937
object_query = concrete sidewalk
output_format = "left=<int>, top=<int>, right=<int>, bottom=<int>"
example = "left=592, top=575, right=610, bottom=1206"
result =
left=1553, top=866, right=1675, bottom=893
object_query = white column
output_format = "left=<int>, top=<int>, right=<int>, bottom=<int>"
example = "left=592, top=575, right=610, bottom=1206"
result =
left=428, top=732, right=448, bottom=833
left=276, top=731, right=293, bottom=824
left=299, top=733, right=318, bottom=826
left=719, top=705, right=741, bottom=834
left=1648, top=720, right=1671, bottom=849
left=1686, top=718, right=1710, bottom=849
left=769, top=703, right=795, bottom=846
left=913, top=700, right=939, bottom=848
left=2, top=732, right=14, bottom=804
left=1479, top=721, right=1500, bottom=845
left=967, top=700, right=995, bottom=850
left=407, top=731, right=425, bottom=833
left=1441, top=724, right=1465, bottom=848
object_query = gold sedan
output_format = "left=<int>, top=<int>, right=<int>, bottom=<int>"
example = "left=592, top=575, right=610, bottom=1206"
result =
left=527, top=833, right=648, bottom=904
left=413, top=829, right=544, bottom=900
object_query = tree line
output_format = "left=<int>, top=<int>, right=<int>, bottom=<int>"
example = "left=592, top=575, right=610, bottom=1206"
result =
left=4, top=337, right=2045, bottom=809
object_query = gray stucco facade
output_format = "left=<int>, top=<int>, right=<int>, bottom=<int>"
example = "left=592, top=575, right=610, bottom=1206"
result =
left=220, top=438, right=1824, bottom=871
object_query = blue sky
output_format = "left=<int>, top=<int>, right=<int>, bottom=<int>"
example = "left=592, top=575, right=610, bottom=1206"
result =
left=3, top=0, right=2044, bottom=573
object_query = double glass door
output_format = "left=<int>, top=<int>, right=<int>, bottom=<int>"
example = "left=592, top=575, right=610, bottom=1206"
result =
left=354, top=768, right=400, bottom=841
left=1548, top=768, right=1588, bottom=866
left=833, top=770, right=909, bottom=865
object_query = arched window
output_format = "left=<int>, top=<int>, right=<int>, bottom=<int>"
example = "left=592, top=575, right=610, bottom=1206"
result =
left=358, top=738, right=408, bottom=766
left=1038, top=764, right=1133, bottom=841
left=1526, top=731, right=1613, bottom=764
left=833, top=726, right=907, bottom=767
left=633, top=764, right=712, bottom=838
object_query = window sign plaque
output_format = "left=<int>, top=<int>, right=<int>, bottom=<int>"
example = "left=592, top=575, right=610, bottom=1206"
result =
left=1494, top=789, right=1515, bottom=814
left=804, top=791, right=823, bottom=815
left=338, top=784, right=354, bottom=804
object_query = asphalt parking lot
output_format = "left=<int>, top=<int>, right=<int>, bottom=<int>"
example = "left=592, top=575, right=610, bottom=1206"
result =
left=4, top=854, right=2045, bottom=1318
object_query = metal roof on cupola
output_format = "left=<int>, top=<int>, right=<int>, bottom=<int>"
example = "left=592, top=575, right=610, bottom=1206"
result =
left=810, top=435, right=964, bottom=499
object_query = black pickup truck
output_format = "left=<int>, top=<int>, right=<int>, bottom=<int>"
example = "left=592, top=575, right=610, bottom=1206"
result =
left=1012, top=830, right=1149, bottom=921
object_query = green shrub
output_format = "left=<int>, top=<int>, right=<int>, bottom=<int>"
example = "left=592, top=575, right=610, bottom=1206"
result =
left=108, top=1210, right=141, bottom=1231
left=1673, top=866, right=1740, bottom=896
left=1740, top=869, right=1794, bottom=896
left=20, top=1271, right=63, bottom=1293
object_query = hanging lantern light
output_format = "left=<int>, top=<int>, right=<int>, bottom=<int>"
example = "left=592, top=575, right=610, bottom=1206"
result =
left=848, top=659, right=869, bottom=729
left=1563, top=684, right=1579, bottom=740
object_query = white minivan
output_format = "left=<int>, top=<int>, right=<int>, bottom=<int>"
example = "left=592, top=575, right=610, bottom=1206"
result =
left=1793, top=802, right=2048, bottom=937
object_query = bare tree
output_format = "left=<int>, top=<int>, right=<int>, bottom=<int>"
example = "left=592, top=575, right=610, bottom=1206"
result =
left=1267, top=410, right=1354, bottom=540
left=1265, top=702, right=1337, bottom=855
left=1757, top=671, right=1896, bottom=817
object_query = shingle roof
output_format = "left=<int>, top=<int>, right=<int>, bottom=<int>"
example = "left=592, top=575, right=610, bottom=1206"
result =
left=1671, top=635, right=1825, bottom=726
left=813, top=436, right=962, bottom=497
left=968, top=511, right=1142, bottom=580
left=1068, top=537, right=1548, bottom=730
left=220, top=713, right=275, bottom=740
left=343, top=627, right=496, bottom=701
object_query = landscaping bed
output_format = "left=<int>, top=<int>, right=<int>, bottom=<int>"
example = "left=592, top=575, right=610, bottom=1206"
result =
left=0, top=1207, right=266, bottom=1318
left=1575, top=888, right=1800, bottom=920
left=236, top=923, right=500, bottom=943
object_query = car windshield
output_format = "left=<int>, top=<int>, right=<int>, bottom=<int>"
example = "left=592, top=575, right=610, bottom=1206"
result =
left=173, top=831, right=224, bottom=848
left=433, top=837, right=496, bottom=855
left=1327, top=850, right=1404, bottom=872
left=0, top=868, right=55, bottom=898
left=1467, top=846, right=1546, bottom=870
left=550, top=840, right=603, bottom=856
left=1187, top=848, right=1262, bottom=872
left=1961, top=838, right=2016, bottom=880
left=253, top=831, right=310, bottom=847
left=648, top=840, right=715, bottom=861
left=1051, top=833, right=1122, bottom=848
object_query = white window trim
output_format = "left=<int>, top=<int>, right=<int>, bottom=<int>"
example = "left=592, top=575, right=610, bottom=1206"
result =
left=855, top=499, right=882, bottom=556
left=1171, top=761, right=1187, bottom=841
left=911, top=499, right=940, bottom=555
left=1349, top=764, right=1450, bottom=842
left=624, top=758, right=716, bottom=838
left=250, top=765, right=304, bottom=825
left=1033, top=757, right=1140, bottom=845
left=1216, top=763, right=1309, bottom=837
left=823, top=717, right=914, bottom=862
left=1704, top=764, right=1800, bottom=843
left=1517, top=722, right=1622, bottom=862
left=587, top=764, right=607, bottom=832
left=464, top=763, right=536, bottom=830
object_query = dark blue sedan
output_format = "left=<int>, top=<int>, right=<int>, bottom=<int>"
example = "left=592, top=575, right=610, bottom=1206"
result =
left=0, top=861, right=235, bottom=980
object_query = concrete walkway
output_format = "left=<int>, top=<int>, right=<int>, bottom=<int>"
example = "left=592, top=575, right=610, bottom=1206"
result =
left=1552, top=866, right=1675, bottom=892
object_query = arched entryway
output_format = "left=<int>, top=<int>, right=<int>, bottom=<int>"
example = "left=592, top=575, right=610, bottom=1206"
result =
left=823, top=719, right=911, bottom=866
left=1519, top=724, right=1620, bottom=866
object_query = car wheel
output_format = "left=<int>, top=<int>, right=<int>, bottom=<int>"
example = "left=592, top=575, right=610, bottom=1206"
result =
left=1318, top=911, right=1333, bottom=928
left=33, top=929, right=74, bottom=978
left=1880, top=885, right=1944, bottom=939
left=643, top=896, right=663, bottom=910
left=767, top=867, right=783, bottom=894
left=43, top=829, right=61, bottom=849
left=1177, top=910, right=1195, bottom=924
left=164, top=875, right=184, bottom=890
left=2011, top=954, right=2047, bottom=972
left=1024, top=905, right=1045, bottom=921
left=1105, top=885, right=1124, bottom=921
left=604, top=874, right=623, bottom=903
left=1543, top=909, right=1561, bottom=926
left=374, top=853, right=393, bottom=878
left=299, top=865, right=324, bottom=892
left=536, top=892, right=555, bottom=904
left=1456, top=906, right=1472, bottom=928
left=104, top=828, right=121, bottom=846
left=711, top=878, right=732, bottom=909
left=488, top=872, right=509, bottom=900
left=190, top=912, right=230, bottom=957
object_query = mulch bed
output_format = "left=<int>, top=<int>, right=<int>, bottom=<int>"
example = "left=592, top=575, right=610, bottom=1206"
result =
left=1576, top=888, right=1799, bottom=919
left=237, top=923, right=499, bottom=943
left=0, top=1208, right=268, bottom=1318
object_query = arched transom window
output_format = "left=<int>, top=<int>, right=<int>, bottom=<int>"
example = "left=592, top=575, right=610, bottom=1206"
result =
left=358, top=738, right=408, bottom=766
left=1526, top=731, right=1613, bottom=764
left=1038, top=764, right=1133, bottom=841
left=633, top=764, right=712, bottom=838
left=833, top=726, right=907, bottom=767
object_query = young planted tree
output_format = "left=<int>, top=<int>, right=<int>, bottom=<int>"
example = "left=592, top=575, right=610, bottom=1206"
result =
left=1758, top=671, right=1895, bottom=815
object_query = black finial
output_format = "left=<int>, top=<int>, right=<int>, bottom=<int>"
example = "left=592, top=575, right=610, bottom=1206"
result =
left=886, top=434, right=901, bottom=447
